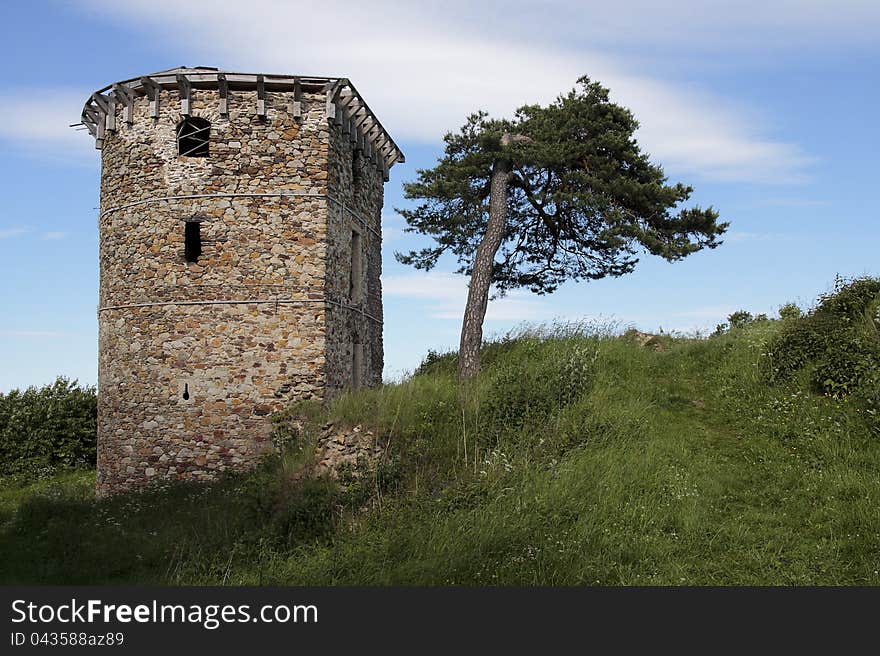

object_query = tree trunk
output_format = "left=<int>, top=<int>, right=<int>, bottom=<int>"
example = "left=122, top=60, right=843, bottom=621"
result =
left=458, top=156, right=512, bottom=379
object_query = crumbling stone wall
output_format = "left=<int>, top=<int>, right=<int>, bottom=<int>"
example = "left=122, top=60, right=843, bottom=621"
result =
left=95, top=80, right=386, bottom=495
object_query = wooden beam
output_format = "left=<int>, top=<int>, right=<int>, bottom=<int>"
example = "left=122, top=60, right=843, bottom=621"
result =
left=95, top=110, right=106, bottom=150
left=140, top=77, right=161, bottom=118
left=291, top=78, right=302, bottom=120
left=177, top=74, right=192, bottom=116
left=89, top=94, right=116, bottom=134
left=341, top=106, right=351, bottom=136
left=90, top=92, right=110, bottom=114
left=256, top=75, right=266, bottom=118
left=111, top=83, right=135, bottom=124
left=351, top=107, right=370, bottom=130
left=80, top=107, right=98, bottom=137
left=81, top=120, right=97, bottom=137
left=325, top=80, right=345, bottom=123
left=104, top=94, right=117, bottom=132
left=217, top=73, right=229, bottom=116
left=377, top=139, right=395, bottom=161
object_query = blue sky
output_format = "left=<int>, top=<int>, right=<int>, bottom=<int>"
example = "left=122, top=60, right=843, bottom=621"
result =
left=0, top=0, right=878, bottom=391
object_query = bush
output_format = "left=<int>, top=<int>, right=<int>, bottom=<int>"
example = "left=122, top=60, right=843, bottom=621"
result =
left=728, top=311, right=754, bottom=330
left=778, top=303, right=802, bottom=321
left=713, top=310, right=769, bottom=336
left=763, top=277, right=880, bottom=399
left=0, top=377, right=97, bottom=477
left=480, top=339, right=598, bottom=438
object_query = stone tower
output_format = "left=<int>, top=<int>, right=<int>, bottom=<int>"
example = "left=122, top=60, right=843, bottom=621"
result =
left=80, top=67, right=403, bottom=495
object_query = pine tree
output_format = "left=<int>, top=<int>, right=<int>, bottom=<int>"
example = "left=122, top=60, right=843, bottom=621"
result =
left=397, top=77, right=728, bottom=379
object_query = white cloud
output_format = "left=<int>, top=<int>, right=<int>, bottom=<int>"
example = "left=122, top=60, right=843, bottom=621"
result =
left=42, top=231, right=67, bottom=240
left=757, top=197, right=830, bottom=208
left=79, top=0, right=825, bottom=184
left=380, top=212, right=406, bottom=241
left=0, top=90, right=97, bottom=163
left=0, top=330, right=68, bottom=338
left=474, top=0, right=880, bottom=52
left=0, top=227, right=28, bottom=239
left=383, top=271, right=546, bottom=322
left=726, top=231, right=794, bottom=243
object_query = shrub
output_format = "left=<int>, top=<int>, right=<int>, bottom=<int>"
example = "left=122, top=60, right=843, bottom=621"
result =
left=778, top=303, right=802, bottom=321
left=480, top=339, right=598, bottom=438
left=0, top=377, right=97, bottom=477
left=728, top=310, right=754, bottom=330
left=763, top=277, right=880, bottom=399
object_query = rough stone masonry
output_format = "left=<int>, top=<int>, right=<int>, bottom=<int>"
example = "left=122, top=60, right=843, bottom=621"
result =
left=80, top=67, right=404, bottom=495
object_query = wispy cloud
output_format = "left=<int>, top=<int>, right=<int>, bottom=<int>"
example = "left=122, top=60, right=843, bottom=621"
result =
left=42, top=231, right=67, bottom=240
left=384, top=271, right=546, bottom=322
left=0, top=330, right=69, bottom=338
left=0, top=227, right=28, bottom=239
left=726, top=231, right=794, bottom=243
left=380, top=213, right=406, bottom=241
left=0, top=90, right=96, bottom=164
left=756, top=197, right=830, bottom=208
left=80, top=0, right=822, bottom=184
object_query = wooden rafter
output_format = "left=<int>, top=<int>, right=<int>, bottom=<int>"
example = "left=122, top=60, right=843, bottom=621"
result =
left=176, top=74, right=192, bottom=116
left=139, top=76, right=161, bottom=118
left=291, top=78, right=302, bottom=120
left=217, top=73, right=229, bottom=116
left=256, top=75, right=266, bottom=118
left=111, top=83, right=135, bottom=125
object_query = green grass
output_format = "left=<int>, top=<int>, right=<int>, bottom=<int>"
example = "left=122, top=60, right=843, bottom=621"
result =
left=2, top=317, right=879, bottom=585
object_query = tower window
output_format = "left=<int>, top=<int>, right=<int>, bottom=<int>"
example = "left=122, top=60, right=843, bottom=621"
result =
left=184, top=221, right=202, bottom=263
left=352, top=149, right=361, bottom=189
left=351, top=342, right=362, bottom=390
left=176, top=116, right=210, bottom=157
left=349, top=230, right=362, bottom=301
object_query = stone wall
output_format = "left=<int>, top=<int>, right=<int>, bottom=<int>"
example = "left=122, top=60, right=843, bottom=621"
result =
left=322, top=111, right=385, bottom=395
left=95, top=81, right=386, bottom=495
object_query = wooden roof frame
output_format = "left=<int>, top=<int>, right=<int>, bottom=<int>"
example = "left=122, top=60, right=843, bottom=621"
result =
left=80, top=66, right=404, bottom=172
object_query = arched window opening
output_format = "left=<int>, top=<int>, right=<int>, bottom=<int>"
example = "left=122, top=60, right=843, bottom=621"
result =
left=184, top=221, right=202, bottom=263
left=176, top=116, right=210, bottom=157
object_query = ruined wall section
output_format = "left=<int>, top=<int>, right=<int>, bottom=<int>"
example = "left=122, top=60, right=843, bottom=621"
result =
left=97, top=87, right=333, bottom=494
left=322, top=117, right=385, bottom=395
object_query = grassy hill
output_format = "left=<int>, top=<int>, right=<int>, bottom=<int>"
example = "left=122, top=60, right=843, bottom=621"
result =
left=1, top=278, right=879, bottom=585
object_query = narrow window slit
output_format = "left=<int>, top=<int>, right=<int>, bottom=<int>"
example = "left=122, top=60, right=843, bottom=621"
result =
left=185, top=221, right=202, bottom=263
left=349, top=230, right=362, bottom=301
left=351, top=342, right=362, bottom=390
left=182, top=383, right=190, bottom=400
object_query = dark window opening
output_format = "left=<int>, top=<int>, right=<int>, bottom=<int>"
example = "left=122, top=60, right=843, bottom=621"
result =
left=185, top=221, right=202, bottom=263
left=352, top=342, right=362, bottom=390
left=349, top=230, right=362, bottom=301
left=182, top=383, right=190, bottom=400
left=352, top=149, right=361, bottom=188
left=176, top=116, right=210, bottom=157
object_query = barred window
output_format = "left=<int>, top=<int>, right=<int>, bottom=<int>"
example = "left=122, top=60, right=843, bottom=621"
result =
left=176, top=116, right=210, bottom=157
